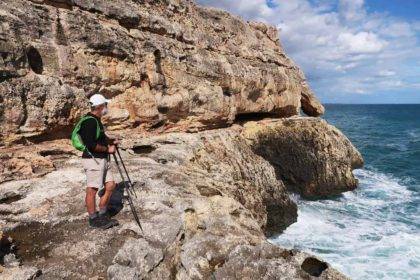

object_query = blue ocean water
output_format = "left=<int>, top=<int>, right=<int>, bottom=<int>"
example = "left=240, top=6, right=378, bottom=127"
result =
left=272, top=104, right=420, bottom=280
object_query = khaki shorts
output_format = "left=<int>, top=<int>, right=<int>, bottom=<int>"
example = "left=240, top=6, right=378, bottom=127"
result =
left=82, top=158, right=114, bottom=190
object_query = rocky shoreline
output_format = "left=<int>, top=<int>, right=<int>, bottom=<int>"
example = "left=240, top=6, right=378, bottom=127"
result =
left=0, top=117, right=360, bottom=279
left=1, top=0, right=363, bottom=279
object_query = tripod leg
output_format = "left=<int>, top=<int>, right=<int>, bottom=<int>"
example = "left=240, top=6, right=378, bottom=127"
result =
left=113, top=154, right=134, bottom=196
left=126, top=191, right=143, bottom=231
left=113, top=153, right=142, bottom=231
left=116, top=147, right=133, bottom=185
left=116, top=147, right=137, bottom=198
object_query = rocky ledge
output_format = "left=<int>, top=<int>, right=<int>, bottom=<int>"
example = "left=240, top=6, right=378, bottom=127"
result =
left=0, top=0, right=363, bottom=279
left=0, top=118, right=358, bottom=279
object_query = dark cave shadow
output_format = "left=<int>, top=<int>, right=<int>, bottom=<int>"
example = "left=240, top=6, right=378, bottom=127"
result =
left=300, top=193, right=345, bottom=201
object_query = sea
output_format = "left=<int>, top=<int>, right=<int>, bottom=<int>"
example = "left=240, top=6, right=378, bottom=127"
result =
left=272, top=104, right=420, bottom=280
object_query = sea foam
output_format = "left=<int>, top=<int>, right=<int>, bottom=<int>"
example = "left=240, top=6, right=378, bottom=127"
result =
left=271, top=169, right=420, bottom=280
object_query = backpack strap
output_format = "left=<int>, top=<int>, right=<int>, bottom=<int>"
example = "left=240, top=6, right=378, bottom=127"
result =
left=80, top=115, right=101, bottom=140
left=78, top=115, right=102, bottom=164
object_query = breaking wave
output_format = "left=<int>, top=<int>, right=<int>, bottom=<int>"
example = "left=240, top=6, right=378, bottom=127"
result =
left=272, top=169, right=420, bottom=280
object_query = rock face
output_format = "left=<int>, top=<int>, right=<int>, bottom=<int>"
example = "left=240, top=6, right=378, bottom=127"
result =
left=0, top=0, right=323, bottom=145
left=0, top=140, right=76, bottom=183
left=0, top=126, right=349, bottom=279
left=243, top=118, right=364, bottom=198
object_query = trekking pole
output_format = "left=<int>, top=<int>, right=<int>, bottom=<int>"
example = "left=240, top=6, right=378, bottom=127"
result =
left=112, top=153, right=143, bottom=232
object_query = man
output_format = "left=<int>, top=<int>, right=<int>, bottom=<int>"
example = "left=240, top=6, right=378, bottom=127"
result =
left=79, top=94, right=119, bottom=229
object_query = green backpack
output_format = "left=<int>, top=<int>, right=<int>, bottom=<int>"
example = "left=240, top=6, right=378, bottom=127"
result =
left=71, top=115, right=101, bottom=152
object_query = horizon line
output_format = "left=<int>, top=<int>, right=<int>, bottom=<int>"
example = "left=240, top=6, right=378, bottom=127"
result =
left=323, top=103, right=420, bottom=105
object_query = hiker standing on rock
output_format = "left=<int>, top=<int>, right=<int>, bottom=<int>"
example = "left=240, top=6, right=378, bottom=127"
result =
left=71, top=94, right=119, bottom=229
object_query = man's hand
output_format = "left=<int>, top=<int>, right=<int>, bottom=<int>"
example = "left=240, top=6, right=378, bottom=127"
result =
left=108, top=145, right=116, bottom=154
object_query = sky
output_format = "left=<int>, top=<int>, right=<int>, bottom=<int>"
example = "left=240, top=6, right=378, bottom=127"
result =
left=197, top=0, right=420, bottom=104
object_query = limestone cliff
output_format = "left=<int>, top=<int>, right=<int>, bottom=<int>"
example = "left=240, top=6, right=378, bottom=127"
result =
left=0, top=0, right=323, bottom=145
left=0, top=0, right=362, bottom=279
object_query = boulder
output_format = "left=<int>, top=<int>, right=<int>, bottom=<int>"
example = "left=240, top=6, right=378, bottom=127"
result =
left=214, top=243, right=350, bottom=280
left=243, top=117, right=364, bottom=198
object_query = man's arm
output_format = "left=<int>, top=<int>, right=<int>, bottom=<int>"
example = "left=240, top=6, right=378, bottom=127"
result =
left=105, top=134, right=120, bottom=146
left=106, top=137, right=120, bottom=146
left=92, top=143, right=109, bottom=153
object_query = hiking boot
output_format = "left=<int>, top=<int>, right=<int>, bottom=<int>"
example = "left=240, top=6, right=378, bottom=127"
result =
left=89, top=215, right=119, bottom=229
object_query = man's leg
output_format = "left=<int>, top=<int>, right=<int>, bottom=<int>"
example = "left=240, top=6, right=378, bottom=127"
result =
left=88, top=182, right=118, bottom=229
left=85, top=187, right=98, bottom=216
left=83, top=158, right=118, bottom=229
left=98, top=180, right=116, bottom=215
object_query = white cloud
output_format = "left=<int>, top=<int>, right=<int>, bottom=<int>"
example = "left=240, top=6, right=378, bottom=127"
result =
left=335, top=62, right=358, bottom=72
left=378, top=70, right=396, bottom=77
left=338, top=0, right=365, bottom=22
left=337, top=32, right=385, bottom=54
left=196, top=0, right=420, bottom=101
left=413, top=21, right=420, bottom=32
left=384, top=22, right=416, bottom=37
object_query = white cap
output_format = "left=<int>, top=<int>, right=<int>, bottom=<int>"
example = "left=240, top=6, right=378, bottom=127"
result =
left=89, top=94, right=110, bottom=107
